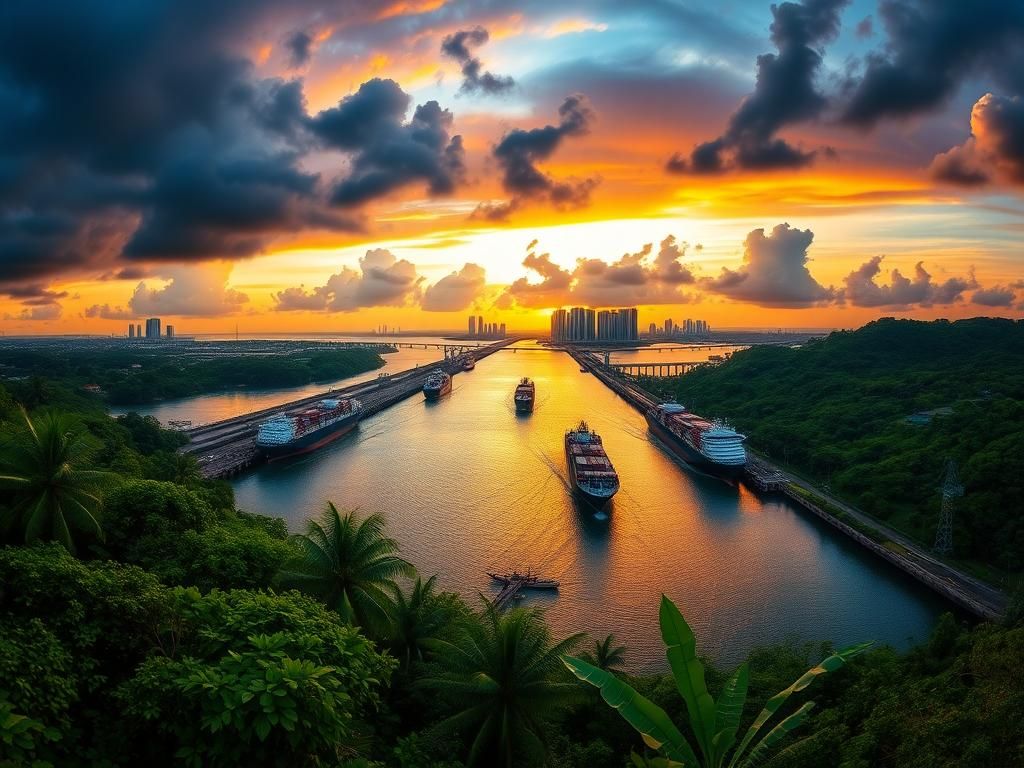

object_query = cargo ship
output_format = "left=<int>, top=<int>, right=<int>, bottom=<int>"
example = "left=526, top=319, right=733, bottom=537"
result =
left=565, top=421, right=620, bottom=505
left=514, top=377, right=535, bottom=413
left=645, top=403, right=746, bottom=478
left=423, top=369, right=452, bottom=400
left=256, top=398, right=362, bottom=461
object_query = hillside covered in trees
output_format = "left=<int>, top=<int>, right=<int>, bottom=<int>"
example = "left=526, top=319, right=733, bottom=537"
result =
left=648, top=318, right=1024, bottom=578
left=1, top=346, right=1022, bottom=767
left=0, top=343, right=385, bottom=404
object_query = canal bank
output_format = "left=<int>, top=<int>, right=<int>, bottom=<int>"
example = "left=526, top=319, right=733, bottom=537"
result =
left=570, top=348, right=1007, bottom=621
left=233, top=344, right=946, bottom=670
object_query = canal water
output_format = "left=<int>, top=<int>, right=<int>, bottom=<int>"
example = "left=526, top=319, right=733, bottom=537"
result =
left=220, top=342, right=946, bottom=670
left=109, top=342, right=450, bottom=426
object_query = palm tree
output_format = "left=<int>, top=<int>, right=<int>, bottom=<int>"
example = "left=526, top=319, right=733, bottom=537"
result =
left=279, top=503, right=414, bottom=635
left=563, top=595, right=870, bottom=768
left=0, top=407, right=110, bottom=553
left=581, top=633, right=627, bottom=673
left=388, top=575, right=459, bottom=670
left=420, top=603, right=584, bottom=767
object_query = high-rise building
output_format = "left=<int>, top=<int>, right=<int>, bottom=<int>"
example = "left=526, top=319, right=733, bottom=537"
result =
left=648, top=322, right=657, bottom=336
left=136, top=323, right=142, bottom=338
left=499, top=323, right=506, bottom=337
left=550, top=309, right=568, bottom=340
left=145, top=318, right=161, bottom=339
left=664, top=318, right=673, bottom=335
left=468, top=316, right=476, bottom=336
left=477, top=315, right=484, bottom=337
left=166, top=325, right=175, bottom=339
left=128, top=324, right=135, bottom=338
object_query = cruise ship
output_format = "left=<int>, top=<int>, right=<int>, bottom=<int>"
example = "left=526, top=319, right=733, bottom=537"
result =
left=645, top=403, right=746, bottom=478
left=423, top=369, right=452, bottom=400
left=514, top=377, right=535, bottom=413
left=564, top=421, right=620, bottom=505
left=256, top=398, right=362, bottom=461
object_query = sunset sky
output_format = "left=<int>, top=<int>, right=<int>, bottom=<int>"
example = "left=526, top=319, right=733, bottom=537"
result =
left=2, top=0, right=1022, bottom=334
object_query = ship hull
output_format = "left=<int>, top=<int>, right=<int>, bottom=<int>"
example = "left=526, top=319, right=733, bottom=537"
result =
left=645, top=413, right=745, bottom=479
left=515, top=397, right=534, bottom=413
left=259, top=413, right=360, bottom=461
left=565, top=443, right=618, bottom=506
left=423, top=379, right=452, bottom=400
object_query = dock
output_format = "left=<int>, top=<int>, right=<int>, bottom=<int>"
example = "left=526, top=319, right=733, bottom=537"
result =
left=488, top=571, right=559, bottom=610
left=181, top=339, right=514, bottom=478
left=568, top=347, right=1007, bottom=620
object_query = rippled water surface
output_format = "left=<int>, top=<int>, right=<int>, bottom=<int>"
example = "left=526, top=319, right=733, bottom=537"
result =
left=226, top=343, right=945, bottom=669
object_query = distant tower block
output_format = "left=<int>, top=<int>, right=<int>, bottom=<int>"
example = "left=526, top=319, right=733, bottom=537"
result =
left=933, top=458, right=964, bottom=555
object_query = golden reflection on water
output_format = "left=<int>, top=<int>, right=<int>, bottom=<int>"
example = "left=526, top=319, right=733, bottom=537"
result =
left=233, top=342, right=943, bottom=669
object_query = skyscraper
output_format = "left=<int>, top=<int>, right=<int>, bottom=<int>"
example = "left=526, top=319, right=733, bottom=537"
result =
left=166, top=325, right=174, bottom=338
left=477, top=315, right=484, bottom=337
left=128, top=324, right=135, bottom=338
left=468, top=316, right=476, bottom=336
left=145, top=318, right=161, bottom=338
left=136, top=323, right=142, bottom=338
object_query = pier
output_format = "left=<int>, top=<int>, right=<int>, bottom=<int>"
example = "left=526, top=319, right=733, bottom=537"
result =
left=181, top=339, right=514, bottom=479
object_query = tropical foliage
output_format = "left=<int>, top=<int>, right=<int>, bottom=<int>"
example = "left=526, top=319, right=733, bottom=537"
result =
left=1, top=359, right=1023, bottom=767
left=421, top=603, right=584, bottom=767
left=280, top=503, right=414, bottom=636
left=0, top=408, right=111, bottom=552
left=646, top=318, right=1024, bottom=575
left=564, top=596, right=868, bottom=768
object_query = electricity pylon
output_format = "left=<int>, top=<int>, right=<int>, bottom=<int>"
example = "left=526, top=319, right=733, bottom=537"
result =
left=933, top=458, right=964, bottom=555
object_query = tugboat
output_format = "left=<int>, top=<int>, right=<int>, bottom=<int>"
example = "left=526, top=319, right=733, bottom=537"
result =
left=423, top=369, right=452, bottom=400
left=564, top=421, right=619, bottom=505
left=514, top=377, right=535, bottom=413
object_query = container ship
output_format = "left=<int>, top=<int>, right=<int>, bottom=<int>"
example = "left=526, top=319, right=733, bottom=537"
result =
left=256, top=398, right=362, bottom=461
left=514, top=377, right=535, bottom=413
left=565, top=421, right=620, bottom=505
left=423, top=369, right=452, bottom=400
left=645, top=403, right=747, bottom=478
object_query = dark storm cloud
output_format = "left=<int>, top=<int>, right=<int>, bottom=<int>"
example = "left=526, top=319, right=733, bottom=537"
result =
left=309, top=79, right=466, bottom=207
left=839, top=1, right=1024, bottom=128
left=668, top=0, right=849, bottom=174
left=1, top=284, right=69, bottom=305
left=482, top=94, right=598, bottom=217
left=286, top=30, right=314, bottom=67
left=971, top=286, right=1017, bottom=308
left=703, top=224, right=835, bottom=307
left=840, top=256, right=976, bottom=308
left=931, top=94, right=1024, bottom=188
left=441, top=26, right=515, bottom=95
left=0, top=2, right=467, bottom=294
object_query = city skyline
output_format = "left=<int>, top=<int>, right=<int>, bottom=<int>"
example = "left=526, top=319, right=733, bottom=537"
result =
left=0, top=1, right=1022, bottom=335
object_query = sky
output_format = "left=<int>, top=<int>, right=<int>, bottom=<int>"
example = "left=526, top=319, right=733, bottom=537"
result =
left=1, top=0, right=1023, bottom=334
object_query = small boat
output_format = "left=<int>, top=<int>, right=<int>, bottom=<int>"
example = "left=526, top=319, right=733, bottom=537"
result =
left=461, top=354, right=475, bottom=371
left=487, top=571, right=560, bottom=589
left=579, top=366, right=588, bottom=372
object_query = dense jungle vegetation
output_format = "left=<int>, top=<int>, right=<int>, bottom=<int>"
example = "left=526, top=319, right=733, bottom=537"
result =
left=1, top=348, right=1022, bottom=767
left=0, top=345, right=385, bottom=404
left=646, top=318, right=1024, bottom=579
